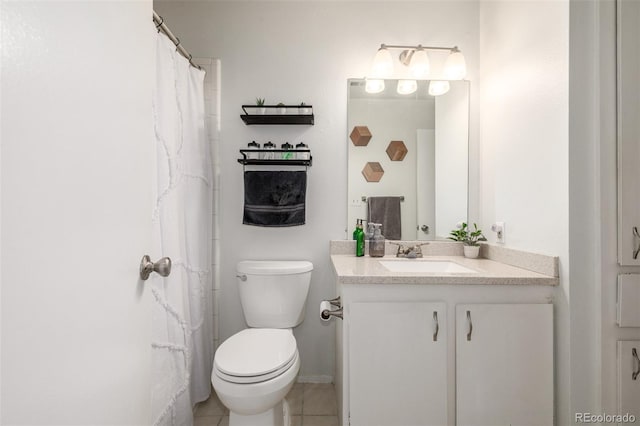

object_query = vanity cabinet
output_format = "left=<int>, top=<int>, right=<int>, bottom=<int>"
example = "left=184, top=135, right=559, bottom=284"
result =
left=349, top=302, right=448, bottom=426
left=617, top=341, right=640, bottom=421
left=456, top=304, right=553, bottom=426
left=336, top=286, right=555, bottom=426
left=617, top=0, right=640, bottom=265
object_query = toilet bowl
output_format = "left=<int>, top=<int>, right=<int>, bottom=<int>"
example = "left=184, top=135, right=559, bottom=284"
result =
left=211, top=261, right=312, bottom=426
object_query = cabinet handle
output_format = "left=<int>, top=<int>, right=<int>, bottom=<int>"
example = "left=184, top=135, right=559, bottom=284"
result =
left=466, top=310, right=473, bottom=341
left=633, top=348, right=640, bottom=380
left=633, top=227, right=640, bottom=260
left=433, top=311, right=439, bottom=341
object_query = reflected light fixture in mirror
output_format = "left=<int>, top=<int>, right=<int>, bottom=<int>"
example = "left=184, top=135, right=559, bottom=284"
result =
left=428, top=80, right=450, bottom=96
left=397, top=79, right=418, bottom=95
left=365, top=79, right=385, bottom=94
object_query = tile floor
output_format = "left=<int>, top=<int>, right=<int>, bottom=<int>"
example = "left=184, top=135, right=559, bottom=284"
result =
left=194, top=383, right=339, bottom=426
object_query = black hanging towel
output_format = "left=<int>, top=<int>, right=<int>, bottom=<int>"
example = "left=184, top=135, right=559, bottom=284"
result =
left=243, top=170, right=307, bottom=226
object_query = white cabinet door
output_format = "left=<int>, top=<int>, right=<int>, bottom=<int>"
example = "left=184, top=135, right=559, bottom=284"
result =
left=456, top=304, right=553, bottom=426
left=349, top=302, right=448, bottom=426
left=617, top=0, right=640, bottom=265
left=618, top=341, right=640, bottom=422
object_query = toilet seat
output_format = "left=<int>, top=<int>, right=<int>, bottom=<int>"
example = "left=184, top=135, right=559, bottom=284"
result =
left=214, top=329, right=297, bottom=384
left=215, top=351, right=299, bottom=384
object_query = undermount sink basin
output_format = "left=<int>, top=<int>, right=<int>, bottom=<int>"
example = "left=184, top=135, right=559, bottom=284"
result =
left=378, top=259, right=477, bottom=274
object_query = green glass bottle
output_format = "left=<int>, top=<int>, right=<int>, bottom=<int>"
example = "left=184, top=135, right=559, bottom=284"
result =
left=356, top=219, right=365, bottom=257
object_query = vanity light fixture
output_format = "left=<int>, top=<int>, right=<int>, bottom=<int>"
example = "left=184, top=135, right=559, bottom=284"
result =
left=370, top=46, right=394, bottom=79
left=365, top=43, right=467, bottom=94
left=428, top=80, right=450, bottom=96
left=403, top=47, right=430, bottom=79
left=443, top=47, right=467, bottom=79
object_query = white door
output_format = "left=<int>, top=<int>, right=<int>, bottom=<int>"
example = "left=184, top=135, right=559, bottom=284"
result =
left=349, top=302, right=448, bottom=426
left=1, top=2, right=154, bottom=424
left=456, top=304, right=553, bottom=426
left=617, top=341, right=640, bottom=423
left=416, top=130, right=436, bottom=240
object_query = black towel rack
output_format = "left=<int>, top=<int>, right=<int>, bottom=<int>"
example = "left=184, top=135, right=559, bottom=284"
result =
left=237, top=149, right=313, bottom=166
left=240, top=105, right=314, bottom=125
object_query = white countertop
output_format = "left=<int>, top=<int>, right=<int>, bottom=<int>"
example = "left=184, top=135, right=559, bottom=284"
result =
left=330, top=254, right=559, bottom=286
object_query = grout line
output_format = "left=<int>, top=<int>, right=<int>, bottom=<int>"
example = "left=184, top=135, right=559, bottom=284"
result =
left=300, top=383, right=305, bottom=425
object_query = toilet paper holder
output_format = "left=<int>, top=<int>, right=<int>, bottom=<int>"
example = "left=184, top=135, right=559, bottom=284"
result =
left=321, top=296, right=343, bottom=320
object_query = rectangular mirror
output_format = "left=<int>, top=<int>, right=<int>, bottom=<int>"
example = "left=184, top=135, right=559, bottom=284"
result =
left=347, top=79, right=469, bottom=240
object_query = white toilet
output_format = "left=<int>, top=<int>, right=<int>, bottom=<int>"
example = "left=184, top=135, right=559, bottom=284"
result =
left=211, top=260, right=313, bottom=426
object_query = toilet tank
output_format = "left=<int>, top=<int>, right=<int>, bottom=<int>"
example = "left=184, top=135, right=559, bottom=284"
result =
left=237, top=260, right=313, bottom=328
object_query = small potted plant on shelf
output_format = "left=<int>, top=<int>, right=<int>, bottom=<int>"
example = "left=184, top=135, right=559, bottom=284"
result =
left=255, top=97, right=266, bottom=115
left=298, top=102, right=311, bottom=115
left=276, top=102, right=287, bottom=115
left=447, top=222, right=487, bottom=258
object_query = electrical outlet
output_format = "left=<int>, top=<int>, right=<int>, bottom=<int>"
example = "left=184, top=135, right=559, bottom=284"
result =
left=349, top=198, right=363, bottom=208
left=491, top=222, right=505, bottom=244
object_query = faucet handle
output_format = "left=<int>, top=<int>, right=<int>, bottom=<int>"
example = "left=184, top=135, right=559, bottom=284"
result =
left=389, top=242, right=407, bottom=257
left=413, top=242, right=429, bottom=254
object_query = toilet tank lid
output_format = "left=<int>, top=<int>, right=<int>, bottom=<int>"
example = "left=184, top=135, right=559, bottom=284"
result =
left=237, top=260, right=313, bottom=275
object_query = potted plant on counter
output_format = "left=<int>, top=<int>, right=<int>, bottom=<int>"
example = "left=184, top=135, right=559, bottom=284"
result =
left=276, top=102, right=287, bottom=114
left=448, top=222, right=487, bottom=258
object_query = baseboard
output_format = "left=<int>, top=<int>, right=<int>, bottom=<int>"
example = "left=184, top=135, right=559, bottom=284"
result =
left=296, top=375, right=333, bottom=384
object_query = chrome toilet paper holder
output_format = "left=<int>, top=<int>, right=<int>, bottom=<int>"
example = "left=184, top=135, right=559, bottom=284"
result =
left=321, top=296, right=343, bottom=320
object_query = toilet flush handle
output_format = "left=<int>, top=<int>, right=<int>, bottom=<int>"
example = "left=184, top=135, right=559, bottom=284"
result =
left=236, top=274, right=247, bottom=281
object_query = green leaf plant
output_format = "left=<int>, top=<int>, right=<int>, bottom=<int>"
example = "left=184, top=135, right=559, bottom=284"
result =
left=447, top=222, right=487, bottom=246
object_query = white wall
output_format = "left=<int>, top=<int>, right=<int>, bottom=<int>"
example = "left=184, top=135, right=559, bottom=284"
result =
left=478, top=0, right=570, bottom=423
left=435, top=82, right=469, bottom=238
left=155, top=0, right=480, bottom=380
left=568, top=0, right=603, bottom=418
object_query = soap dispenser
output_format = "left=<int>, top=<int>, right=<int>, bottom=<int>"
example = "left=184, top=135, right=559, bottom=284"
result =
left=355, top=219, right=365, bottom=257
left=365, top=222, right=375, bottom=240
left=369, top=223, right=385, bottom=257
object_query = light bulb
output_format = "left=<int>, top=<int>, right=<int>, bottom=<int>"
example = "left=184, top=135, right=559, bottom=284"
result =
left=365, top=79, right=385, bottom=94
left=444, top=50, right=466, bottom=80
left=370, top=47, right=393, bottom=79
left=409, top=49, right=430, bottom=79
left=397, top=79, right=417, bottom=95
left=428, top=80, right=450, bottom=96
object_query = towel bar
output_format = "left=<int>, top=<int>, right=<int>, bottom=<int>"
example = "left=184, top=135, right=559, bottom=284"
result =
left=361, top=195, right=404, bottom=202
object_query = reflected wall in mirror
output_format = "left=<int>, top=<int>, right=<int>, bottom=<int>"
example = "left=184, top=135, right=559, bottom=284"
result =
left=347, top=79, right=469, bottom=240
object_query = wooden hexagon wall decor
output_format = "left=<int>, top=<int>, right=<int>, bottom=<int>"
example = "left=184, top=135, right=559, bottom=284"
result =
left=386, top=140, right=408, bottom=161
left=350, top=126, right=372, bottom=146
left=362, top=162, right=384, bottom=182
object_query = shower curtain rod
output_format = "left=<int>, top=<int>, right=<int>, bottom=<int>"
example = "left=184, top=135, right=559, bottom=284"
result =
left=153, top=11, right=203, bottom=71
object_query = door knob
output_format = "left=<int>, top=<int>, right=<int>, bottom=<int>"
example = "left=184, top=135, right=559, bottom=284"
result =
left=140, top=255, right=172, bottom=280
left=421, top=225, right=429, bottom=233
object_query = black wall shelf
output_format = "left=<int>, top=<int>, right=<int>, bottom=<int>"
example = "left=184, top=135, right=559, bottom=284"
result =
left=238, top=149, right=312, bottom=166
left=240, top=105, right=314, bottom=125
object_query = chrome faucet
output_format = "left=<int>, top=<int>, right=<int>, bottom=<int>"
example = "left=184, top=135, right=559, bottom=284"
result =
left=389, top=242, right=430, bottom=258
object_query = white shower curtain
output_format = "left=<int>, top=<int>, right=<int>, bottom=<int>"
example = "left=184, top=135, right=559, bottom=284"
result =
left=151, top=31, right=213, bottom=426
